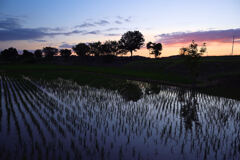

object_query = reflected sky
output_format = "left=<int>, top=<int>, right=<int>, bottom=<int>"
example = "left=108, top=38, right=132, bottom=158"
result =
left=0, top=76, right=239, bottom=159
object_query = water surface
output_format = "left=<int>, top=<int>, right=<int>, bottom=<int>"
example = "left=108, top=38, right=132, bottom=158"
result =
left=0, top=75, right=239, bottom=160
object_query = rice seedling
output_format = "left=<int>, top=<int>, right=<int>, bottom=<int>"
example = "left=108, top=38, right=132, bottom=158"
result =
left=0, top=74, right=239, bottom=159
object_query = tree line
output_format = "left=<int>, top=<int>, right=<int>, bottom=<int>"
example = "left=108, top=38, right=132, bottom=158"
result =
left=0, top=31, right=164, bottom=61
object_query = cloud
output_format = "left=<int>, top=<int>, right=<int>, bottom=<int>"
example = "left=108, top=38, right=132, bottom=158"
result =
left=116, top=16, right=123, bottom=20
left=39, top=27, right=64, bottom=32
left=82, top=30, right=101, bottom=35
left=75, top=20, right=109, bottom=28
left=155, top=28, right=240, bottom=45
left=75, top=22, right=95, bottom=28
left=33, top=39, right=47, bottom=42
left=105, top=27, right=120, bottom=32
left=61, top=30, right=85, bottom=36
left=115, top=20, right=122, bottom=24
left=0, top=16, right=132, bottom=41
left=124, top=17, right=131, bottom=22
left=0, top=17, right=89, bottom=41
left=0, top=28, right=48, bottom=41
left=0, top=17, right=22, bottom=29
left=94, top=20, right=109, bottom=26
left=0, top=27, right=86, bottom=41
left=59, top=43, right=74, bottom=48
left=75, top=16, right=131, bottom=29
left=104, top=33, right=121, bottom=36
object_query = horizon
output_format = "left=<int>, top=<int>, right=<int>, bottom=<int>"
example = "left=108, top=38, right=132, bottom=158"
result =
left=0, top=0, right=240, bottom=57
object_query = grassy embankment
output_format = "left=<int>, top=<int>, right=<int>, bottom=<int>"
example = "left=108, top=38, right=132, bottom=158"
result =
left=1, top=55, right=240, bottom=100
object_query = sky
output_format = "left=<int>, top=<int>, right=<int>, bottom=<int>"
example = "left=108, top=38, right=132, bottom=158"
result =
left=0, top=0, right=240, bottom=57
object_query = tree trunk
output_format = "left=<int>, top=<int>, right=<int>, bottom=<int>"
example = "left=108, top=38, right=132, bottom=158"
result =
left=130, top=50, right=133, bottom=57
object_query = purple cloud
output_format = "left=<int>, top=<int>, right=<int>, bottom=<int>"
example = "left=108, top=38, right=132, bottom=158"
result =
left=59, top=43, right=74, bottom=48
left=155, top=28, right=240, bottom=45
left=115, top=20, right=122, bottom=24
left=0, top=17, right=22, bottom=29
left=94, top=20, right=109, bottom=26
left=104, top=33, right=121, bottom=36
left=75, top=22, right=95, bottom=28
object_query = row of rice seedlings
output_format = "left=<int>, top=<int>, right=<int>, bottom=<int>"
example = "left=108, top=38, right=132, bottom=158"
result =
left=1, top=76, right=12, bottom=134
left=54, top=81, right=164, bottom=155
left=179, top=91, right=240, bottom=158
left=11, top=79, right=70, bottom=159
left=11, top=78, right=50, bottom=143
left=4, top=77, right=23, bottom=145
left=9, top=78, right=48, bottom=150
left=98, top=81, right=238, bottom=159
left=23, top=79, right=81, bottom=137
left=23, top=78, right=92, bottom=137
left=0, top=76, right=2, bottom=132
left=23, top=76, right=240, bottom=159
left=17, top=78, right=82, bottom=159
left=0, top=76, right=25, bottom=159
left=36, top=78, right=182, bottom=158
left=13, top=79, right=61, bottom=141
left=16, top=80, right=56, bottom=138
left=10, top=78, right=49, bottom=159
left=4, top=78, right=35, bottom=143
left=35, top=79, right=132, bottom=158
left=19, top=79, right=78, bottom=138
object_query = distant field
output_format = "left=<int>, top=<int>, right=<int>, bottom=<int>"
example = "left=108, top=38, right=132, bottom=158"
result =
left=1, top=55, right=240, bottom=100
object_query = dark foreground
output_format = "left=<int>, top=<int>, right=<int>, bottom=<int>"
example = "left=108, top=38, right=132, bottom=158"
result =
left=0, top=75, right=239, bottom=160
left=1, top=55, right=240, bottom=100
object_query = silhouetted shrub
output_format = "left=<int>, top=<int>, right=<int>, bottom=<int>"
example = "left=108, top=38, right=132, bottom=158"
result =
left=72, top=43, right=89, bottom=56
left=43, top=47, right=58, bottom=60
left=0, top=47, right=18, bottom=61
left=147, top=42, right=162, bottom=58
left=21, top=50, right=35, bottom=63
left=89, top=42, right=102, bottom=56
left=60, top=49, right=72, bottom=60
left=34, top=49, right=43, bottom=58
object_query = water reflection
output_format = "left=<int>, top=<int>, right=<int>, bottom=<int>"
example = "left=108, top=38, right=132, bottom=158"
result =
left=179, top=90, right=200, bottom=130
left=0, top=75, right=239, bottom=160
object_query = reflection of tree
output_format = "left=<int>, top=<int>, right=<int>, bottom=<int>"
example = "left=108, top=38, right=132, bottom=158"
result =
left=146, top=83, right=161, bottom=95
left=177, top=88, right=186, bottom=103
left=179, top=90, right=200, bottom=130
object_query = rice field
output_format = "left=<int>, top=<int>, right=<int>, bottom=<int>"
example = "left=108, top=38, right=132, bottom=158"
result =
left=0, top=74, right=239, bottom=160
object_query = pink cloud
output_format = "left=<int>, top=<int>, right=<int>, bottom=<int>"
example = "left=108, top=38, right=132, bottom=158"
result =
left=155, top=28, right=240, bottom=46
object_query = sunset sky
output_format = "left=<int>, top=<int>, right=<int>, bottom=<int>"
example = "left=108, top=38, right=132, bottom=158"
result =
left=0, top=0, right=240, bottom=57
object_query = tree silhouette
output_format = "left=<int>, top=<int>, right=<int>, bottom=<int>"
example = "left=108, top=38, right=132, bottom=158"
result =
left=101, top=40, right=119, bottom=56
left=179, top=40, right=207, bottom=85
left=89, top=42, right=102, bottom=56
left=60, top=49, right=72, bottom=60
left=72, top=43, right=90, bottom=56
left=42, top=47, right=58, bottom=59
left=146, top=42, right=162, bottom=58
left=180, top=40, right=206, bottom=58
left=119, top=31, right=145, bottom=57
left=34, top=49, right=42, bottom=58
left=22, top=50, right=34, bottom=58
left=0, top=47, right=18, bottom=61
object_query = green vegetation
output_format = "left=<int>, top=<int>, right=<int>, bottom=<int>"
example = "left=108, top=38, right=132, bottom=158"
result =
left=146, top=42, right=163, bottom=58
left=0, top=30, right=239, bottom=100
left=1, top=55, right=240, bottom=100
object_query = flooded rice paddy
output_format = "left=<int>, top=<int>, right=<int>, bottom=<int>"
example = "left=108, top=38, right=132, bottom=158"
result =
left=0, top=75, right=239, bottom=160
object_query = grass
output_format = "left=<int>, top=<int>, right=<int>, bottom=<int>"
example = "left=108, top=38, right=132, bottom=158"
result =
left=1, top=55, right=240, bottom=100
left=1, top=63, right=192, bottom=84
